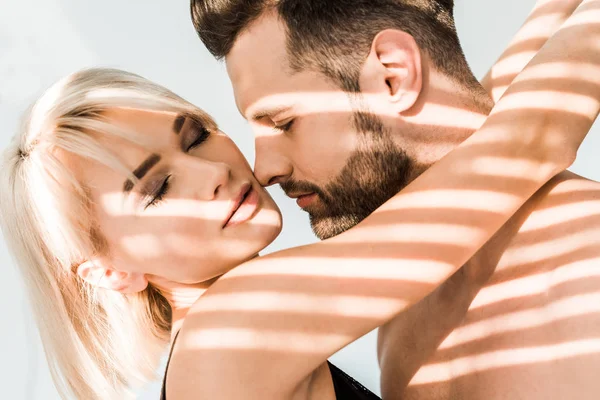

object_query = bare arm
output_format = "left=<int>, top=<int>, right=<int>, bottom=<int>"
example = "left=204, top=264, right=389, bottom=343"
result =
left=379, top=1, right=586, bottom=389
left=481, top=0, right=582, bottom=102
left=176, top=1, right=600, bottom=398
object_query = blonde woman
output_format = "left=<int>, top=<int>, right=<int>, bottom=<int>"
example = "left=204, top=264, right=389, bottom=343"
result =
left=1, top=3, right=598, bottom=400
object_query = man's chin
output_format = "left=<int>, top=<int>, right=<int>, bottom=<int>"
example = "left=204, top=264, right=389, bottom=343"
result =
left=309, top=213, right=361, bottom=240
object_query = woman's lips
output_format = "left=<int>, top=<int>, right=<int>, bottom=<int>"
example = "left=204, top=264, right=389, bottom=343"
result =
left=223, top=186, right=259, bottom=228
left=296, top=192, right=317, bottom=209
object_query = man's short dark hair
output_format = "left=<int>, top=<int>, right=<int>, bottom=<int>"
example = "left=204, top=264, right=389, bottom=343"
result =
left=190, top=0, right=480, bottom=93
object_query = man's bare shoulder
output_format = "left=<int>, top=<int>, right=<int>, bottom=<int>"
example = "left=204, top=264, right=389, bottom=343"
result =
left=531, top=170, right=600, bottom=215
left=508, top=170, right=600, bottom=270
left=488, top=169, right=600, bottom=297
left=380, top=171, right=600, bottom=400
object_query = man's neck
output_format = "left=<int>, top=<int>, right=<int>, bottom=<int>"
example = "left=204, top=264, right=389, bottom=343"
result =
left=397, top=67, right=494, bottom=169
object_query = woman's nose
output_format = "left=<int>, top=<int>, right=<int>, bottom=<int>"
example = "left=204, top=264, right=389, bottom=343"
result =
left=178, top=155, right=232, bottom=201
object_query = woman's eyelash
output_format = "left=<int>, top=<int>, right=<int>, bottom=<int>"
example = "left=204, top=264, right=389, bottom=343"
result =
left=276, top=119, right=294, bottom=132
left=187, top=127, right=211, bottom=152
left=145, top=175, right=172, bottom=209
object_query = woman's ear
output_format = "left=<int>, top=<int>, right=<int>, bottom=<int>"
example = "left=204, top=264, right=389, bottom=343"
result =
left=359, top=29, right=423, bottom=113
left=77, top=259, right=148, bottom=294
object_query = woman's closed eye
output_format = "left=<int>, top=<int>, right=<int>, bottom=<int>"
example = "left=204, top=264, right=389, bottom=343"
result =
left=183, top=118, right=212, bottom=152
left=144, top=175, right=172, bottom=209
left=275, top=119, right=295, bottom=133
left=187, top=127, right=211, bottom=152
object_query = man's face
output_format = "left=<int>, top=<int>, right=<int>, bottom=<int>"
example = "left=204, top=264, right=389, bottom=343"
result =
left=227, top=14, right=420, bottom=239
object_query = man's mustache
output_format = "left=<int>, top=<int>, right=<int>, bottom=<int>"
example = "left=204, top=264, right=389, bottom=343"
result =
left=280, top=179, right=327, bottom=200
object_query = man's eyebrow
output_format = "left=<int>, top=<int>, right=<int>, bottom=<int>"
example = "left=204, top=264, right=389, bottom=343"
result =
left=122, top=153, right=162, bottom=193
left=248, top=105, right=291, bottom=122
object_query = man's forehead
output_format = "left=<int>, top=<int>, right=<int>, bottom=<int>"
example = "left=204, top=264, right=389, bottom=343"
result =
left=225, top=12, right=292, bottom=117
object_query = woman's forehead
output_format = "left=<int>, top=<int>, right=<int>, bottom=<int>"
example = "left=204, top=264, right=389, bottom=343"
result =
left=102, top=108, right=179, bottom=137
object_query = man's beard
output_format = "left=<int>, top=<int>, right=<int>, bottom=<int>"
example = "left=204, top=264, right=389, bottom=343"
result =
left=281, top=110, right=420, bottom=240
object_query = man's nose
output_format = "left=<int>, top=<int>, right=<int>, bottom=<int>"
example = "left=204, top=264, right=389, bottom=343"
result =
left=253, top=134, right=292, bottom=187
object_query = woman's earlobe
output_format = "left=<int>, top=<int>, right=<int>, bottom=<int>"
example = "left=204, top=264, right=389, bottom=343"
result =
left=118, top=272, right=149, bottom=294
left=76, top=259, right=148, bottom=293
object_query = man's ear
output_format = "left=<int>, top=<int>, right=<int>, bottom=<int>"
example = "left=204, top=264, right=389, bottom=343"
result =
left=77, top=259, right=148, bottom=294
left=359, top=29, right=423, bottom=113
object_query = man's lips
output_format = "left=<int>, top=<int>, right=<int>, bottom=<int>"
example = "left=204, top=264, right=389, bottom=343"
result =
left=293, top=192, right=318, bottom=209
left=223, top=183, right=258, bottom=228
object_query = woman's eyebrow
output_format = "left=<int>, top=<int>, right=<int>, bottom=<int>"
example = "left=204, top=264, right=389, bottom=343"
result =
left=122, top=153, right=162, bottom=194
left=173, top=113, right=186, bottom=134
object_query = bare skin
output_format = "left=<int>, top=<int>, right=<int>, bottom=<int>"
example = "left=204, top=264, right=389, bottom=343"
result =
left=380, top=173, right=600, bottom=400
left=379, top=1, right=600, bottom=399
left=207, top=0, right=600, bottom=398
left=152, top=1, right=600, bottom=399
left=69, top=1, right=599, bottom=399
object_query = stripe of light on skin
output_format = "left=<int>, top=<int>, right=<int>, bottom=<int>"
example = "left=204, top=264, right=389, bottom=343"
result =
left=179, top=328, right=353, bottom=354
left=517, top=200, right=600, bottom=232
left=490, top=228, right=600, bottom=281
left=544, top=179, right=600, bottom=195
left=438, top=261, right=600, bottom=349
left=120, top=234, right=164, bottom=259
left=189, top=292, right=406, bottom=319
left=321, top=224, right=482, bottom=246
left=100, top=189, right=518, bottom=217
left=513, top=9, right=581, bottom=41
left=192, top=260, right=600, bottom=323
left=489, top=70, right=600, bottom=119
left=438, top=290, right=600, bottom=352
left=410, top=338, right=600, bottom=385
left=468, top=258, right=600, bottom=311
left=493, top=62, right=600, bottom=115
left=99, top=195, right=235, bottom=217
left=246, top=64, right=600, bottom=134
left=516, top=62, right=600, bottom=83
left=465, top=157, right=559, bottom=179
left=492, top=89, right=600, bottom=117
left=162, top=235, right=274, bottom=258
left=335, top=190, right=520, bottom=214
left=563, top=3, right=600, bottom=33
left=330, top=191, right=521, bottom=245
left=248, top=91, right=488, bottom=130
left=225, top=257, right=457, bottom=283
left=488, top=10, right=588, bottom=87
left=498, top=227, right=600, bottom=266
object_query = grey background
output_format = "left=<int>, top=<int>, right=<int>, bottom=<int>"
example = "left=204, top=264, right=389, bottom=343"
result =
left=0, top=0, right=598, bottom=398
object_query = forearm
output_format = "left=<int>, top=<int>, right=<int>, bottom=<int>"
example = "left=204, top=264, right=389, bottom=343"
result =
left=482, top=0, right=582, bottom=102
left=481, top=0, right=600, bottom=159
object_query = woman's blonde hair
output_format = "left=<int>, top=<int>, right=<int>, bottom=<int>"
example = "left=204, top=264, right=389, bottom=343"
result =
left=0, top=68, right=214, bottom=399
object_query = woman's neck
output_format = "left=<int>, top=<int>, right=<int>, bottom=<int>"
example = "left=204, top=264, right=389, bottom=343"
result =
left=154, top=255, right=260, bottom=339
left=150, top=276, right=221, bottom=340
left=166, top=284, right=210, bottom=338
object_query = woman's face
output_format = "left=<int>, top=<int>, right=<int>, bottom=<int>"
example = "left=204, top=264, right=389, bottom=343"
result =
left=73, top=108, right=282, bottom=285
